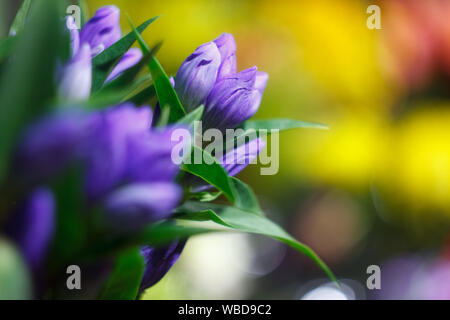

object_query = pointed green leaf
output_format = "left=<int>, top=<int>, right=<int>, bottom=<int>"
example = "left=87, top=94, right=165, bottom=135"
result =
left=0, top=238, right=32, bottom=300
left=230, top=177, right=262, bottom=215
left=189, top=191, right=222, bottom=202
left=0, top=0, right=68, bottom=183
left=99, top=248, right=145, bottom=300
left=177, top=105, right=204, bottom=126
left=49, top=166, right=86, bottom=270
left=8, top=0, right=32, bottom=36
left=243, top=118, right=328, bottom=132
left=77, top=0, right=89, bottom=27
left=129, top=18, right=186, bottom=122
left=0, top=37, right=17, bottom=62
left=176, top=201, right=338, bottom=283
left=182, top=146, right=235, bottom=203
left=91, top=17, right=159, bottom=92
left=126, top=84, right=156, bottom=105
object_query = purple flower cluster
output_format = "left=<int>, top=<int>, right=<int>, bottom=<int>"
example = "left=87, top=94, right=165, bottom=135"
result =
left=5, top=5, right=269, bottom=297
left=175, top=33, right=269, bottom=131
left=59, top=6, right=142, bottom=100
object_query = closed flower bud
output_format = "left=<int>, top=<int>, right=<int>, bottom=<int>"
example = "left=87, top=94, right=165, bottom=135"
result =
left=58, top=44, right=92, bottom=101
left=175, top=42, right=221, bottom=112
left=79, top=5, right=121, bottom=56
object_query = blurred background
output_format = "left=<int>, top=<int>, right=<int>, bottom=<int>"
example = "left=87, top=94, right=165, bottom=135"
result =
left=3, top=0, right=450, bottom=299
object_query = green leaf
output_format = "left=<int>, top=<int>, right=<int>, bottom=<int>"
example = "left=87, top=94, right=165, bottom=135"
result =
left=135, top=221, right=220, bottom=247
left=129, top=18, right=186, bottom=122
left=126, top=84, right=156, bottom=105
left=87, top=75, right=151, bottom=109
left=189, top=191, right=222, bottom=202
left=182, top=146, right=235, bottom=203
left=230, top=177, right=262, bottom=215
left=243, top=118, right=328, bottom=132
left=0, top=0, right=69, bottom=184
left=224, top=118, right=328, bottom=153
left=99, top=248, right=145, bottom=300
left=0, top=238, right=32, bottom=300
left=91, top=17, right=159, bottom=92
left=8, top=0, right=32, bottom=36
left=176, top=201, right=338, bottom=283
left=0, top=37, right=17, bottom=63
left=86, top=221, right=219, bottom=258
left=77, top=0, right=89, bottom=27
left=99, top=43, right=160, bottom=92
left=156, top=104, right=171, bottom=127
left=176, top=105, right=204, bottom=126
left=49, top=166, right=87, bottom=269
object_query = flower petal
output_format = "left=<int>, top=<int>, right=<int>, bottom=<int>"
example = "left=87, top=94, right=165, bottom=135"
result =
left=214, top=33, right=237, bottom=79
left=79, top=5, right=121, bottom=56
left=222, top=138, right=266, bottom=176
left=58, top=44, right=92, bottom=101
left=106, top=48, right=143, bottom=83
left=175, top=42, right=221, bottom=112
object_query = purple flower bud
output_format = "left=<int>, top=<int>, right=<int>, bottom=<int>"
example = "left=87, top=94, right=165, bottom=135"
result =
left=175, top=42, right=221, bottom=112
left=103, top=183, right=182, bottom=230
left=222, top=137, right=266, bottom=176
left=5, top=188, right=54, bottom=271
left=139, top=240, right=185, bottom=293
left=214, top=33, right=237, bottom=80
left=203, top=67, right=262, bottom=130
left=79, top=5, right=121, bottom=56
left=85, top=104, right=152, bottom=201
left=106, top=48, right=143, bottom=83
left=66, top=16, right=80, bottom=56
left=58, top=44, right=92, bottom=101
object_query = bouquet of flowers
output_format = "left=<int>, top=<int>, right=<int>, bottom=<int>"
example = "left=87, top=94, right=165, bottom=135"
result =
left=0, top=0, right=335, bottom=299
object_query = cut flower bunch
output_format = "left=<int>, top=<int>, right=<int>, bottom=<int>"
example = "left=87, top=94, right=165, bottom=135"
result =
left=0, top=0, right=335, bottom=299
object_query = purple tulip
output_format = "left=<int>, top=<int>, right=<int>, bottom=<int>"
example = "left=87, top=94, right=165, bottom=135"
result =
left=174, top=42, right=221, bottom=112
left=106, top=48, right=143, bottom=83
left=139, top=240, right=186, bottom=293
left=79, top=5, right=121, bottom=56
left=174, top=33, right=268, bottom=130
left=5, top=188, right=54, bottom=271
left=58, top=44, right=92, bottom=101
